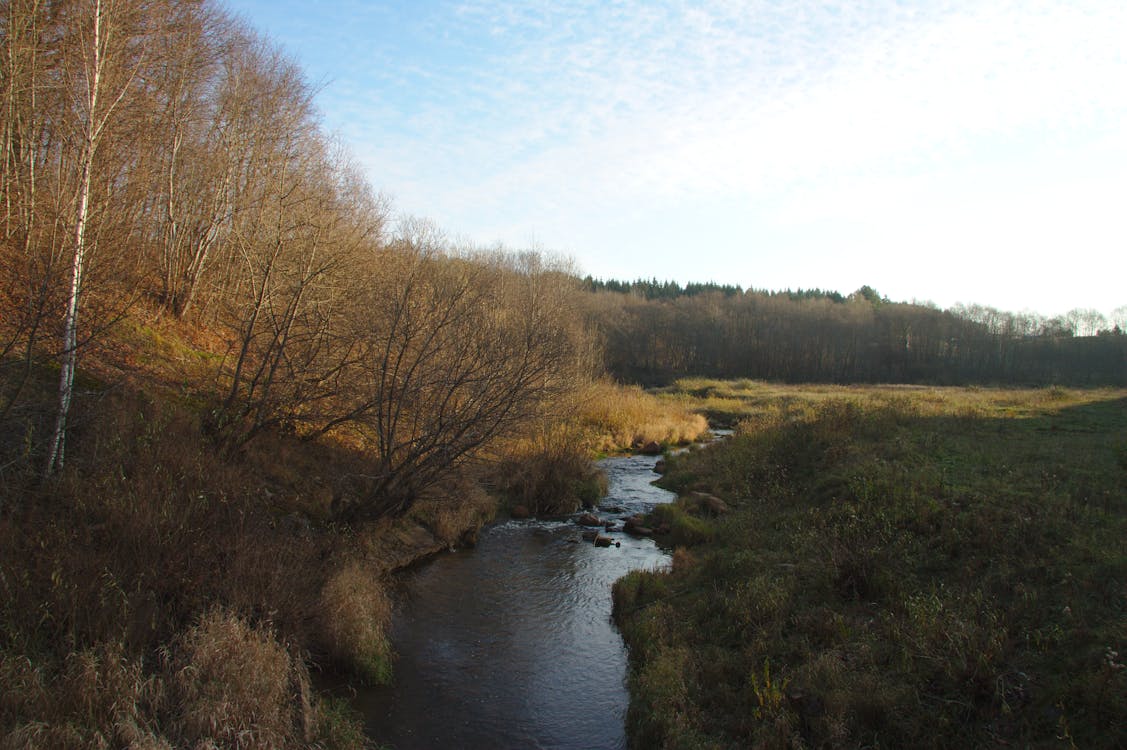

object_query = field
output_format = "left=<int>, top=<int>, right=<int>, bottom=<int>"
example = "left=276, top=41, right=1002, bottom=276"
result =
left=614, top=381, right=1127, bottom=748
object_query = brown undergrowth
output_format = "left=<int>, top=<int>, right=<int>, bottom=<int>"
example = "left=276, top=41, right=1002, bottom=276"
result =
left=0, top=384, right=386, bottom=747
left=0, top=294, right=586, bottom=746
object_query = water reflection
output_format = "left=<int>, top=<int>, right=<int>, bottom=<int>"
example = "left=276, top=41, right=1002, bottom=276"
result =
left=357, top=454, right=675, bottom=750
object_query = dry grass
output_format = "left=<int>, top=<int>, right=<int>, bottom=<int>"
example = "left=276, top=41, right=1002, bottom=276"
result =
left=579, top=379, right=708, bottom=453
left=0, top=641, right=169, bottom=750
left=0, top=388, right=377, bottom=748
left=617, top=383, right=1127, bottom=748
left=664, top=378, right=1127, bottom=438
left=318, top=563, right=394, bottom=686
left=0, top=611, right=367, bottom=749
left=172, top=608, right=310, bottom=749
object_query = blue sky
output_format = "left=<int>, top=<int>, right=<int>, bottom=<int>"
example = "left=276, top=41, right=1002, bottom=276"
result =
left=224, top=0, right=1126, bottom=319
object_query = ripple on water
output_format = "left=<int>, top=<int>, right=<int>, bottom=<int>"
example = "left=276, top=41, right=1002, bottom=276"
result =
left=354, top=454, right=676, bottom=750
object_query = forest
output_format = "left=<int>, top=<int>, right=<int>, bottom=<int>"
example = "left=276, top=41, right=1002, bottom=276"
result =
left=583, top=279, right=1126, bottom=387
left=1, top=0, right=1124, bottom=747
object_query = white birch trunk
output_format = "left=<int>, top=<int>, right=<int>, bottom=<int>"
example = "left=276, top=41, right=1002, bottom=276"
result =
left=44, top=0, right=104, bottom=475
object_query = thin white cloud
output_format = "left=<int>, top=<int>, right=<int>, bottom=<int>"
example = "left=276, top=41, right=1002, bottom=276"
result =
left=230, top=0, right=1127, bottom=313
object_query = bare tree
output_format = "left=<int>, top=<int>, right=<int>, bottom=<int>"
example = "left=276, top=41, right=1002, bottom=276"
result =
left=44, top=0, right=150, bottom=474
left=1, top=0, right=58, bottom=423
left=1111, top=305, right=1127, bottom=333
left=145, top=0, right=229, bottom=317
left=204, top=45, right=385, bottom=448
left=319, top=244, right=587, bottom=519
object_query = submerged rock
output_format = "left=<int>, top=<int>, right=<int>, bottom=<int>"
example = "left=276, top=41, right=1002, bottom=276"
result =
left=576, top=512, right=602, bottom=527
left=622, top=514, right=653, bottom=536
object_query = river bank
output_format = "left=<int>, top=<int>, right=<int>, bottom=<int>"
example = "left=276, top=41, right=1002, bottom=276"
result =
left=613, top=384, right=1127, bottom=748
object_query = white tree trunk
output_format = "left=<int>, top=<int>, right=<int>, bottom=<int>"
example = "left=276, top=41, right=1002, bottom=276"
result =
left=44, top=0, right=105, bottom=475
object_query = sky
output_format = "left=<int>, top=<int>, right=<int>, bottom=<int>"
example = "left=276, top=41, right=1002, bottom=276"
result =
left=223, top=0, right=1127, bottom=319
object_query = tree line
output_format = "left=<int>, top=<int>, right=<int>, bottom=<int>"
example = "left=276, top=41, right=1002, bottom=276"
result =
left=580, top=282, right=1127, bottom=386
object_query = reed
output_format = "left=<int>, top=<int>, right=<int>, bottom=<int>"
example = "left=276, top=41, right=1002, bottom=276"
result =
left=579, top=379, right=709, bottom=453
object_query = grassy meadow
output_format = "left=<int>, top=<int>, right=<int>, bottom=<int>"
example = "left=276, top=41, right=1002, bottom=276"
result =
left=615, top=380, right=1127, bottom=748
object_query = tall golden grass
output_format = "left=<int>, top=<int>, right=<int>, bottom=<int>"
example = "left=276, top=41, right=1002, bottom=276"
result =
left=579, top=380, right=708, bottom=453
left=172, top=608, right=311, bottom=749
left=0, top=609, right=365, bottom=749
left=318, top=562, right=394, bottom=685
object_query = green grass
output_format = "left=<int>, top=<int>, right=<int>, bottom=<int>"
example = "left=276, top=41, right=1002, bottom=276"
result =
left=614, top=384, right=1127, bottom=748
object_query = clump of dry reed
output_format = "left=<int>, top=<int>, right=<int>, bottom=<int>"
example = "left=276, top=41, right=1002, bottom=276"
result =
left=171, top=608, right=309, bottom=749
left=318, top=562, right=394, bottom=685
left=580, top=380, right=709, bottom=453
left=0, top=641, right=169, bottom=750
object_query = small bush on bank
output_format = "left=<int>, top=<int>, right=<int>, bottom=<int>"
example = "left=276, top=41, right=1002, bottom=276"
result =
left=410, top=472, right=498, bottom=546
left=318, top=563, right=394, bottom=685
left=649, top=502, right=715, bottom=547
left=491, top=421, right=607, bottom=515
left=172, top=608, right=305, bottom=748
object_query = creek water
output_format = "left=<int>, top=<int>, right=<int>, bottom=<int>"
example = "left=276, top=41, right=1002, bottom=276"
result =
left=355, top=453, right=677, bottom=750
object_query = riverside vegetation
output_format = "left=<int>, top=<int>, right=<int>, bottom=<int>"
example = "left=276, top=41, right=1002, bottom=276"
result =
left=0, top=301, right=706, bottom=748
left=0, top=0, right=704, bottom=742
left=614, top=380, right=1127, bottom=748
left=2, top=0, right=1124, bottom=746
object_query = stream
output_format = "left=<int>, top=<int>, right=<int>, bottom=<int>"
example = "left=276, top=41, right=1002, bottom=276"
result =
left=355, top=453, right=678, bottom=749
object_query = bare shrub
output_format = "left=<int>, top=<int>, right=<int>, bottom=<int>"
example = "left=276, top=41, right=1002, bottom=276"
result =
left=412, top=472, right=497, bottom=547
left=491, top=419, right=606, bottom=515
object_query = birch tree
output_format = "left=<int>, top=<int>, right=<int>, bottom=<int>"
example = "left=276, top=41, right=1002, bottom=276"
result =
left=44, top=0, right=147, bottom=474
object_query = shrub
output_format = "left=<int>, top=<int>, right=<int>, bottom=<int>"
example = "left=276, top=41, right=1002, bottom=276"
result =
left=318, top=562, right=394, bottom=685
left=410, top=472, right=497, bottom=546
left=171, top=608, right=306, bottom=749
left=491, top=421, right=606, bottom=515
